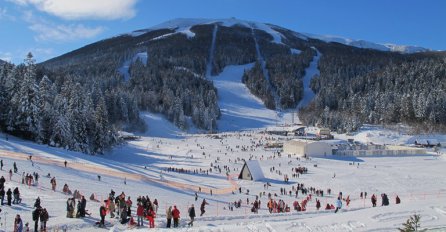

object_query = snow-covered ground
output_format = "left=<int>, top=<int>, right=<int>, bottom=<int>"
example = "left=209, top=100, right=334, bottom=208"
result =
left=1, top=119, right=446, bottom=231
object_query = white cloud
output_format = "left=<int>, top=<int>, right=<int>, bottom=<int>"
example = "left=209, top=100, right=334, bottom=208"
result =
left=9, top=0, right=137, bottom=20
left=24, top=11, right=105, bottom=42
left=30, top=22, right=104, bottom=41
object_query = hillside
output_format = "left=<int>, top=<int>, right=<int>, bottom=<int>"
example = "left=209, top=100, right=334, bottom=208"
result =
left=1, top=18, right=444, bottom=153
left=40, top=18, right=446, bottom=134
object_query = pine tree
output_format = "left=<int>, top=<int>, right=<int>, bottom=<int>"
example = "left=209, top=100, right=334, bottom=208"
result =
left=8, top=53, right=39, bottom=138
left=93, top=96, right=111, bottom=153
left=37, top=75, right=55, bottom=143
left=398, top=214, right=421, bottom=232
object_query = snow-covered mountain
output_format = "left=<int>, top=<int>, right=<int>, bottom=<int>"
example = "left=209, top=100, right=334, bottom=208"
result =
left=303, top=33, right=430, bottom=53
left=39, top=17, right=445, bottom=134
left=129, top=18, right=430, bottom=54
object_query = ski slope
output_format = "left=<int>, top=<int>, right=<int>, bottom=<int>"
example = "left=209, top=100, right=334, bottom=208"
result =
left=0, top=129, right=446, bottom=231
left=118, top=52, right=148, bottom=81
left=297, top=48, right=321, bottom=109
left=212, top=64, right=281, bottom=131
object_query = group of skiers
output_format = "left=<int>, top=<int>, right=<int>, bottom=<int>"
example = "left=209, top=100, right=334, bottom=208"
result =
left=66, top=195, right=88, bottom=218
left=95, top=189, right=209, bottom=229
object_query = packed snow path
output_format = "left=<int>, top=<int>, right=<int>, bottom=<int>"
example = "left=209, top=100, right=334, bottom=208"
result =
left=206, top=24, right=218, bottom=78
left=297, top=48, right=321, bottom=109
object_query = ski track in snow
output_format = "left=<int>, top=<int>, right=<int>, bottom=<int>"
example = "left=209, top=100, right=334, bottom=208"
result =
left=252, top=28, right=280, bottom=109
left=206, top=24, right=218, bottom=78
left=297, top=48, right=320, bottom=109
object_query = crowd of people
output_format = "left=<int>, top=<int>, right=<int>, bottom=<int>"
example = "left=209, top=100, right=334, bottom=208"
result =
left=0, top=133, right=409, bottom=231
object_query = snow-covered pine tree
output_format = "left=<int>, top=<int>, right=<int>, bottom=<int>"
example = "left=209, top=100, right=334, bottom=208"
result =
left=8, top=53, right=40, bottom=139
left=93, top=96, right=111, bottom=153
left=37, top=75, right=55, bottom=143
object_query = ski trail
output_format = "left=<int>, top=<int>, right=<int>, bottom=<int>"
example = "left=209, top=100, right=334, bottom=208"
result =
left=251, top=27, right=281, bottom=109
left=118, top=52, right=148, bottom=81
left=297, top=48, right=321, bottom=109
left=206, top=24, right=218, bottom=78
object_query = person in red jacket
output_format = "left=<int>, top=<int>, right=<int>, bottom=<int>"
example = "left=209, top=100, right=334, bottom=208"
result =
left=172, top=205, right=180, bottom=228
left=136, top=203, right=144, bottom=227
left=146, top=207, right=156, bottom=228
left=99, top=205, right=107, bottom=227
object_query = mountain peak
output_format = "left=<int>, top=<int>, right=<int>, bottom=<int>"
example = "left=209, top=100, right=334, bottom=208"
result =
left=302, top=33, right=430, bottom=53
left=129, top=18, right=431, bottom=54
left=129, top=17, right=285, bottom=44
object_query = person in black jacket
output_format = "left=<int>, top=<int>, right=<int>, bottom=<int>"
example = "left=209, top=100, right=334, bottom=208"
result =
left=381, top=193, right=389, bottom=206
left=0, top=187, right=5, bottom=205
left=188, top=204, right=196, bottom=227
left=0, top=175, right=5, bottom=189
left=80, top=196, right=87, bottom=217
left=6, top=188, right=12, bottom=206
left=34, top=197, right=41, bottom=208
left=13, top=187, right=21, bottom=204
left=32, top=206, right=41, bottom=232
left=40, top=208, right=49, bottom=231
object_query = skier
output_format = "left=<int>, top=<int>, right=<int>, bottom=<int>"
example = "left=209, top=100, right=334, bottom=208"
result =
left=99, top=204, right=107, bottom=227
left=14, top=214, right=23, bottom=232
left=82, top=196, right=88, bottom=217
left=66, top=198, right=75, bottom=218
left=334, top=197, right=342, bottom=213
left=7, top=188, right=12, bottom=206
left=146, top=206, right=155, bottom=228
left=40, top=208, right=49, bottom=231
left=136, top=203, right=144, bottom=227
left=32, top=207, right=41, bottom=232
left=346, top=195, right=351, bottom=207
left=371, top=194, right=377, bottom=207
left=108, top=197, right=116, bottom=218
left=34, top=197, right=41, bottom=208
left=381, top=193, right=389, bottom=206
left=153, top=198, right=159, bottom=213
left=188, top=204, right=196, bottom=226
left=166, top=206, right=172, bottom=228
left=396, top=195, right=401, bottom=204
left=172, top=205, right=180, bottom=228
left=0, top=187, right=5, bottom=205
left=50, top=177, right=56, bottom=191
left=200, top=199, right=208, bottom=216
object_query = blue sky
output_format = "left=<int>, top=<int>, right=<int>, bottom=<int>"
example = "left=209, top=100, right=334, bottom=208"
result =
left=1, top=0, right=445, bottom=63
